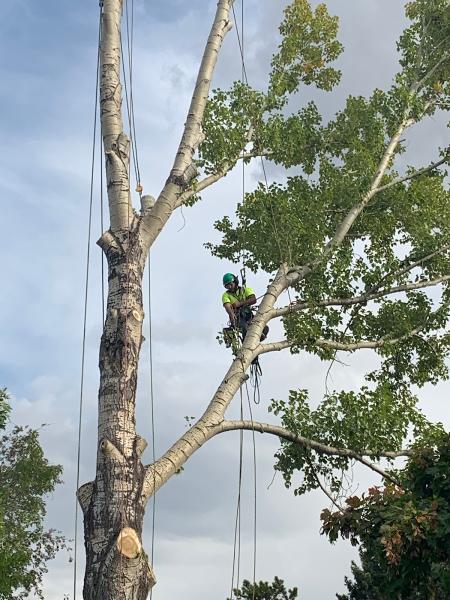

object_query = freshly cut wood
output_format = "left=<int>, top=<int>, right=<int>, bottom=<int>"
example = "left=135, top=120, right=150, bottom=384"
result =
left=116, top=527, right=142, bottom=559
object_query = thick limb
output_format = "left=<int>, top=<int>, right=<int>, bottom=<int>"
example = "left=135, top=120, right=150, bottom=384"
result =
left=139, top=0, right=236, bottom=256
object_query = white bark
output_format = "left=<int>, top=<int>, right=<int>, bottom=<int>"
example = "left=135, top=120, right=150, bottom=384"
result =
left=142, top=416, right=410, bottom=501
left=141, top=265, right=295, bottom=499
left=138, top=0, right=235, bottom=255
left=100, top=0, right=133, bottom=231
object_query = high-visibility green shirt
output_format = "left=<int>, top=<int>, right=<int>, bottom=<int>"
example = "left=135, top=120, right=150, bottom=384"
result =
left=222, top=286, right=255, bottom=305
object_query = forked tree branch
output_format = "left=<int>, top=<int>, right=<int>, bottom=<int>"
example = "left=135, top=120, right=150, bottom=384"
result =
left=141, top=264, right=292, bottom=501
left=141, top=111, right=447, bottom=496
left=175, top=150, right=271, bottom=208
left=139, top=0, right=235, bottom=256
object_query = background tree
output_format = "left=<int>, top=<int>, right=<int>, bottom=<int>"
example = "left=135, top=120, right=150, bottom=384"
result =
left=77, top=0, right=449, bottom=597
left=0, top=388, right=66, bottom=600
left=228, top=576, right=298, bottom=600
left=321, top=434, right=450, bottom=599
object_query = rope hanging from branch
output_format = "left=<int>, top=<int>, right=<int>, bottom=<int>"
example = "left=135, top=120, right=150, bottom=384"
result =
left=73, top=3, right=103, bottom=598
left=228, top=2, right=259, bottom=598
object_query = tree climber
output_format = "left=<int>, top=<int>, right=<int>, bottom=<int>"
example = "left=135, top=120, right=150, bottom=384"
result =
left=222, top=273, right=268, bottom=349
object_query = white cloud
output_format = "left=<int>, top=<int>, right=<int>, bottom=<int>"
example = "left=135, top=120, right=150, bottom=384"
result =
left=2, top=1, right=449, bottom=599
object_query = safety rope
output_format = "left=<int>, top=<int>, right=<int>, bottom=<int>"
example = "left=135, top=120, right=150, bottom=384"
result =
left=229, top=386, right=244, bottom=599
left=228, top=3, right=258, bottom=599
left=121, top=3, right=158, bottom=593
left=244, top=381, right=258, bottom=594
left=73, top=4, right=103, bottom=598
left=100, top=137, right=105, bottom=323
left=118, top=0, right=139, bottom=581
left=121, top=0, right=142, bottom=195
left=249, top=360, right=262, bottom=405
left=126, top=0, right=142, bottom=192
left=231, top=2, right=289, bottom=267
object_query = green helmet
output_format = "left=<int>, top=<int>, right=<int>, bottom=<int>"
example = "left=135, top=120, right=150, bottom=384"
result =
left=223, top=273, right=236, bottom=286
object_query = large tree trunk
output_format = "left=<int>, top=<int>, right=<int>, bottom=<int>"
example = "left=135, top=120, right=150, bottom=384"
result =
left=78, top=227, right=155, bottom=599
left=76, top=0, right=236, bottom=597
left=77, top=0, right=155, bottom=596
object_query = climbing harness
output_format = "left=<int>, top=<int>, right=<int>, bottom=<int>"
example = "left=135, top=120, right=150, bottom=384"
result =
left=240, top=266, right=247, bottom=288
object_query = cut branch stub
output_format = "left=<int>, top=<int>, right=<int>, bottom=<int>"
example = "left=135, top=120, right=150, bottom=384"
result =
left=135, top=435, right=148, bottom=458
left=130, top=308, right=143, bottom=324
left=140, top=195, right=155, bottom=215
left=97, top=230, right=121, bottom=255
left=77, top=481, right=94, bottom=515
left=116, top=527, right=142, bottom=559
left=99, top=438, right=126, bottom=463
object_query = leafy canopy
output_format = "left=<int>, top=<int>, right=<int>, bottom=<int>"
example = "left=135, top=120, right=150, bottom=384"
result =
left=198, top=1, right=450, bottom=492
left=0, top=389, right=66, bottom=600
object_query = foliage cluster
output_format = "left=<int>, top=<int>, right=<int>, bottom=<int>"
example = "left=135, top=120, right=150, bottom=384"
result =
left=199, top=0, right=450, bottom=493
left=228, top=577, right=298, bottom=600
left=202, top=0, right=450, bottom=383
left=321, top=436, right=450, bottom=599
left=0, top=389, right=66, bottom=600
left=269, top=384, right=444, bottom=497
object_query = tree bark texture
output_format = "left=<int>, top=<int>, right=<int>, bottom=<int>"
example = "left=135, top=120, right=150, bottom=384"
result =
left=78, top=0, right=153, bottom=596
left=80, top=223, right=156, bottom=599
left=101, top=0, right=133, bottom=232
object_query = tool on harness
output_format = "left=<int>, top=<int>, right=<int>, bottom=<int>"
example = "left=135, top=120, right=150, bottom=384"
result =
left=222, top=304, right=253, bottom=349
left=240, top=266, right=247, bottom=287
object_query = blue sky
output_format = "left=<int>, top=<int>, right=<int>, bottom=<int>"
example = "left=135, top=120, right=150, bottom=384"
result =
left=1, top=1, right=449, bottom=599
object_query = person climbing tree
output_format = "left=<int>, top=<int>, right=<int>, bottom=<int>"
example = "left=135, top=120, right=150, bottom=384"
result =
left=222, top=272, right=256, bottom=329
left=222, top=273, right=268, bottom=346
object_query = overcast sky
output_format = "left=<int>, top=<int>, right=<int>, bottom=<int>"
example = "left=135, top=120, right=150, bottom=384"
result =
left=1, top=1, right=449, bottom=599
